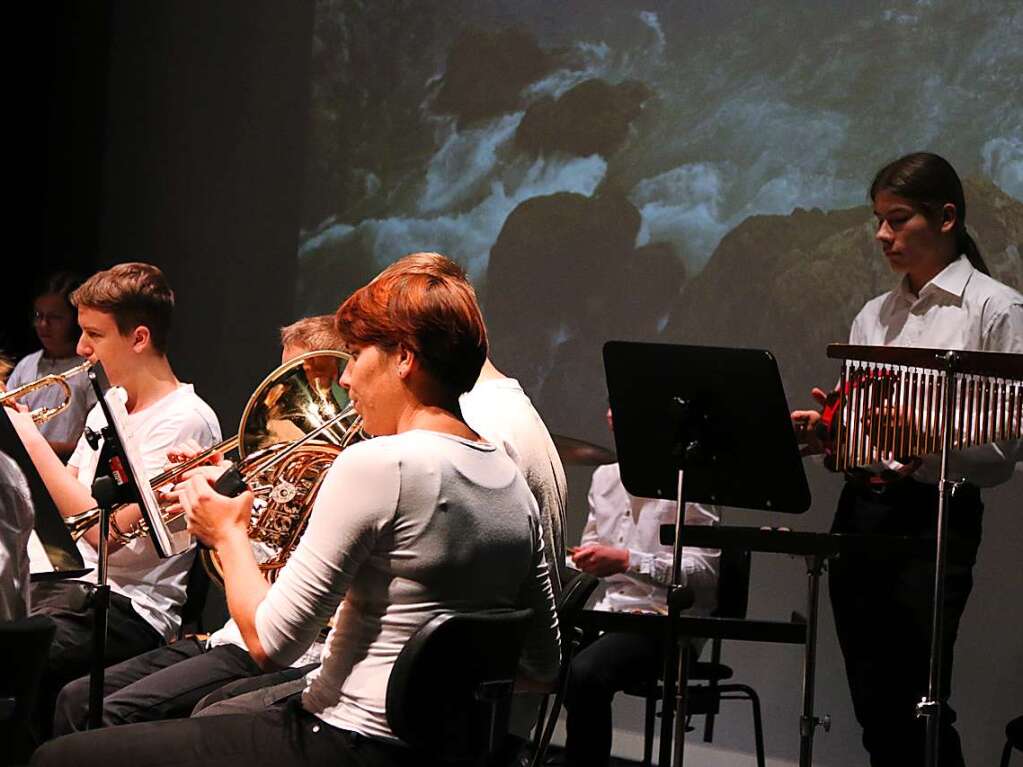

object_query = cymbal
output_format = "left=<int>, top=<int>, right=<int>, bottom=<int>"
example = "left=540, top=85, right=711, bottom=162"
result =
left=552, top=434, right=616, bottom=466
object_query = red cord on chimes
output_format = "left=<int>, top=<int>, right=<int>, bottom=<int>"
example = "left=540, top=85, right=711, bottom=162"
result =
left=816, top=345, right=1023, bottom=473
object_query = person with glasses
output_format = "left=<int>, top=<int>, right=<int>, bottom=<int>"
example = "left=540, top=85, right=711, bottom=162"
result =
left=6, top=272, right=95, bottom=460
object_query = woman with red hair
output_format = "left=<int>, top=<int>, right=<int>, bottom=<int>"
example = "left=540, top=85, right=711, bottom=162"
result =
left=33, top=254, right=560, bottom=767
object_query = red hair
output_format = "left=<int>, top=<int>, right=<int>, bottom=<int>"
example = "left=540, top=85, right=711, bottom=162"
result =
left=335, top=254, right=487, bottom=395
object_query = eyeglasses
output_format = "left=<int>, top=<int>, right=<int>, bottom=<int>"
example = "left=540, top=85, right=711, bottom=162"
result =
left=32, top=311, right=73, bottom=324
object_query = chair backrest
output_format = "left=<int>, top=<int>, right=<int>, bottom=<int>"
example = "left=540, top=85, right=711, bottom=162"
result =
left=0, top=613, right=57, bottom=760
left=712, top=546, right=751, bottom=620
left=178, top=551, right=213, bottom=638
left=0, top=614, right=57, bottom=714
left=386, top=608, right=534, bottom=765
left=558, top=570, right=599, bottom=616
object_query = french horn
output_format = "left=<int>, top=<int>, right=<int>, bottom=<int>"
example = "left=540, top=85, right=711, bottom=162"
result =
left=199, top=350, right=364, bottom=584
left=65, top=350, right=364, bottom=586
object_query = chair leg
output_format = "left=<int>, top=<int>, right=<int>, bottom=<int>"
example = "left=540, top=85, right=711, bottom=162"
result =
left=529, top=686, right=565, bottom=767
left=713, top=684, right=766, bottom=767
left=703, top=639, right=723, bottom=743
left=1001, top=738, right=1013, bottom=767
left=531, top=695, right=550, bottom=752
left=529, top=632, right=582, bottom=767
left=643, top=691, right=656, bottom=767
left=747, top=688, right=765, bottom=767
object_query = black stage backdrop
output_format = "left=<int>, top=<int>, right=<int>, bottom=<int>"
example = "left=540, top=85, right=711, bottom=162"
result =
left=20, top=3, right=1023, bottom=766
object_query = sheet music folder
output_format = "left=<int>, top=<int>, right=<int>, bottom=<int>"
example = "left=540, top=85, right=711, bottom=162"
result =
left=1, top=399, right=87, bottom=576
left=603, top=341, right=810, bottom=514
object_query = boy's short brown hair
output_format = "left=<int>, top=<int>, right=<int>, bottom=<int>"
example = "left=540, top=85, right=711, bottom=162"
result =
left=279, top=315, right=344, bottom=354
left=70, top=263, right=174, bottom=354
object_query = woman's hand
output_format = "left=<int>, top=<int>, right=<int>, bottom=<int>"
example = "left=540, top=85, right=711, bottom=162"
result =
left=169, top=466, right=253, bottom=550
left=791, top=387, right=829, bottom=456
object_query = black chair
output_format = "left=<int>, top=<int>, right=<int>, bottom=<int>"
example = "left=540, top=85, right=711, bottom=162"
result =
left=528, top=569, right=600, bottom=767
left=177, top=549, right=214, bottom=639
left=386, top=608, right=535, bottom=766
left=0, top=614, right=57, bottom=766
left=623, top=546, right=766, bottom=767
left=1002, top=715, right=1023, bottom=767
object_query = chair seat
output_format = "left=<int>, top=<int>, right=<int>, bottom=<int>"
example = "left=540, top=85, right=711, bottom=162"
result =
left=690, top=662, right=734, bottom=683
left=619, top=661, right=735, bottom=698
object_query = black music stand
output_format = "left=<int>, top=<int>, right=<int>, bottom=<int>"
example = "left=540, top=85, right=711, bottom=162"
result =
left=604, top=341, right=810, bottom=767
left=0, top=409, right=88, bottom=578
left=83, top=363, right=192, bottom=728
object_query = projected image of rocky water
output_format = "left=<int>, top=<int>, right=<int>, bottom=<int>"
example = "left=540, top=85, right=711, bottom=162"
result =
left=297, top=0, right=1022, bottom=441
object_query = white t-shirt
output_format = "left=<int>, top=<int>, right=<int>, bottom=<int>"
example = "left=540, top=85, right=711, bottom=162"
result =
left=251, top=430, right=561, bottom=742
left=583, top=462, right=720, bottom=616
left=7, top=351, right=95, bottom=445
left=0, top=452, right=34, bottom=622
left=207, top=618, right=323, bottom=668
left=849, top=255, right=1023, bottom=486
left=69, top=384, right=221, bottom=640
left=460, top=377, right=568, bottom=595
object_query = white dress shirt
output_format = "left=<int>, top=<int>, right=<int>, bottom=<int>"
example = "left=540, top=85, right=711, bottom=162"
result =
left=583, top=462, right=720, bottom=616
left=849, top=255, right=1023, bottom=486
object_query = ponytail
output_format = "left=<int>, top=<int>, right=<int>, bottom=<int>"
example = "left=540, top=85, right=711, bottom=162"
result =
left=956, top=227, right=990, bottom=276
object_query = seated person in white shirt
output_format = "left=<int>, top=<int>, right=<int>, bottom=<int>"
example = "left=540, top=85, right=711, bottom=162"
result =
left=32, top=252, right=560, bottom=767
left=6, top=262, right=221, bottom=741
left=6, top=272, right=96, bottom=460
left=563, top=407, right=719, bottom=767
left=49, top=315, right=343, bottom=734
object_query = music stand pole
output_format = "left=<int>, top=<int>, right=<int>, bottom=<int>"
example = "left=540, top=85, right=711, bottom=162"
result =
left=798, top=554, right=829, bottom=766
left=917, top=351, right=959, bottom=767
left=85, top=441, right=122, bottom=729
left=659, top=466, right=693, bottom=767
left=87, top=496, right=110, bottom=728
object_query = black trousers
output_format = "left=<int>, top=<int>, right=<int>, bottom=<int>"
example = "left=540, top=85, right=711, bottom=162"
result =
left=33, top=697, right=425, bottom=767
left=191, top=663, right=318, bottom=716
left=563, top=630, right=663, bottom=767
left=53, top=640, right=264, bottom=735
left=30, top=580, right=163, bottom=741
left=829, top=479, right=983, bottom=767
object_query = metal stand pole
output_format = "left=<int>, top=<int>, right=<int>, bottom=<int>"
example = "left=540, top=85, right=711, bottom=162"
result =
left=87, top=474, right=117, bottom=730
left=87, top=506, right=110, bottom=729
left=916, top=352, right=960, bottom=767
left=798, top=555, right=829, bottom=767
left=658, top=467, right=691, bottom=767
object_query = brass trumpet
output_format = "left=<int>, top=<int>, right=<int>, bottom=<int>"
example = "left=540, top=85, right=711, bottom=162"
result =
left=64, top=351, right=364, bottom=585
left=0, top=361, right=92, bottom=423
